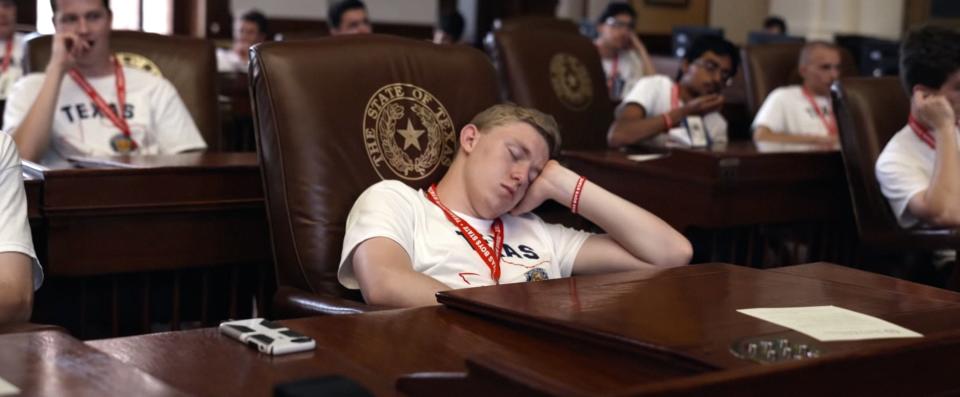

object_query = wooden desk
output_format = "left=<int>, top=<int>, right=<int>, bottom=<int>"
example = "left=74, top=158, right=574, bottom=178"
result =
left=84, top=263, right=960, bottom=396
left=563, top=142, right=847, bottom=231
left=563, top=142, right=853, bottom=266
left=0, top=331, right=186, bottom=396
left=24, top=154, right=272, bottom=338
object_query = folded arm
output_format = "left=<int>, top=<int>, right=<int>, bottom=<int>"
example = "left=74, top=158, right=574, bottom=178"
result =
left=0, top=252, right=34, bottom=324
left=351, top=237, right=450, bottom=307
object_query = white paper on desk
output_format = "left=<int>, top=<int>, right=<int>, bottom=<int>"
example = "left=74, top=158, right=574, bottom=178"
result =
left=0, top=376, right=20, bottom=396
left=737, top=305, right=923, bottom=342
left=626, top=153, right=665, bottom=162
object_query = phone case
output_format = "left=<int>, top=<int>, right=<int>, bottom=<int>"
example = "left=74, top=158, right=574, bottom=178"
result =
left=219, top=318, right=316, bottom=355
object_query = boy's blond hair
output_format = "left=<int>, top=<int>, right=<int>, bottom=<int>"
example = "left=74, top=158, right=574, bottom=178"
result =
left=468, top=104, right=561, bottom=158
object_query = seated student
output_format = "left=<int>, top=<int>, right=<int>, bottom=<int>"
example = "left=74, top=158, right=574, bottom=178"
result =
left=876, top=26, right=960, bottom=229
left=328, top=0, right=372, bottom=36
left=432, top=11, right=464, bottom=45
left=607, top=35, right=739, bottom=147
left=0, top=133, right=42, bottom=324
left=763, top=16, right=787, bottom=36
left=594, top=2, right=655, bottom=100
left=0, top=0, right=27, bottom=100
left=752, top=42, right=841, bottom=145
left=217, top=9, right=268, bottom=73
left=3, top=0, right=206, bottom=166
left=338, top=104, right=692, bottom=307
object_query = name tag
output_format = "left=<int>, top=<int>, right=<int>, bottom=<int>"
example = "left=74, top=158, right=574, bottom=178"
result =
left=684, top=115, right=709, bottom=147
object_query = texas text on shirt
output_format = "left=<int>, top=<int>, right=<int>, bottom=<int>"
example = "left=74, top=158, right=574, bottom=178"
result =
left=876, top=124, right=960, bottom=228
left=0, top=132, right=43, bottom=289
left=752, top=85, right=834, bottom=139
left=338, top=180, right=591, bottom=289
left=620, top=74, right=728, bottom=146
left=2, top=66, right=207, bottom=167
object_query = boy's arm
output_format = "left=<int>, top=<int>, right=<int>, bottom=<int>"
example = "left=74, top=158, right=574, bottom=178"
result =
left=906, top=92, right=960, bottom=227
left=351, top=237, right=450, bottom=307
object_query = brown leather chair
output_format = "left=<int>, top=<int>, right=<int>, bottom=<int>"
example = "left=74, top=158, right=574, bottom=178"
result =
left=490, top=29, right=612, bottom=150
left=250, top=35, right=499, bottom=316
left=23, top=31, right=221, bottom=150
left=832, top=76, right=960, bottom=252
left=742, top=42, right=858, bottom=116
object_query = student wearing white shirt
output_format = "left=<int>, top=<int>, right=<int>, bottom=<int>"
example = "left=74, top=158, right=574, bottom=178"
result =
left=594, top=2, right=655, bottom=100
left=339, top=104, right=691, bottom=307
left=5, top=0, right=206, bottom=166
left=753, top=42, right=841, bottom=145
left=0, top=0, right=26, bottom=100
left=0, top=132, right=42, bottom=324
left=216, top=10, right=267, bottom=73
left=876, top=26, right=960, bottom=229
left=608, top=35, right=739, bottom=147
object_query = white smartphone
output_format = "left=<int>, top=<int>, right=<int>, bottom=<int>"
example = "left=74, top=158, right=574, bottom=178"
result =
left=219, top=318, right=316, bottom=355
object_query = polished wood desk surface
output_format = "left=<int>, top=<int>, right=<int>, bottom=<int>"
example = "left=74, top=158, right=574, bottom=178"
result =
left=562, top=142, right=847, bottom=230
left=0, top=331, right=186, bottom=396
left=438, top=263, right=960, bottom=370
left=78, top=263, right=960, bottom=396
left=22, top=153, right=267, bottom=276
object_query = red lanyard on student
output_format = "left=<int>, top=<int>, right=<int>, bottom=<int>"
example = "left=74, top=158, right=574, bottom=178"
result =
left=68, top=56, right=133, bottom=140
left=802, top=87, right=837, bottom=136
left=1, top=38, right=12, bottom=73
left=607, top=52, right=619, bottom=94
left=425, top=184, right=504, bottom=284
left=908, top=114, right=936, bottom=149
left=670, top=83, right=681, bottom=110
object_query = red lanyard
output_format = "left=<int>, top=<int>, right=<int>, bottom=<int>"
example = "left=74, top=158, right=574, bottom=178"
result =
left=425, top=184, right=504, bottom=284
left=908, top=114, right=936, bottom=149
left=1, top=38, right=12, bottom=73
left=607, top=52, right=619, bottom=94
left=802, top=87, right=837, bottom=136
left=68, top=56, right=132, bottom=139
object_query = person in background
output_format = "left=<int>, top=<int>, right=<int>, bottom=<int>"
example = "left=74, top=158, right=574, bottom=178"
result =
left=217, top=9, right=268, bottom=73
left=752, top=42, right=842, bottom=145
left=0, top=0, right=27, bottom=100
left=763, top=16, right=787, bottom=35
left=433, top=11, right=464, bottom=45
left=594, top=2, right=655, bottom=100
left=328, top=0, right=372, bottom=36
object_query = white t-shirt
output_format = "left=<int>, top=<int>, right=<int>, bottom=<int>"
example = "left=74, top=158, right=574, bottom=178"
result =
left=0, top=133, right=43, bottom=290
left=338, top=180, right=593, bottom=290
left=621, top=74, right=728, bottom=146
left=752, top=85, right=834, bottom=138
left=216, top=47, right=247, bottom=73
left=601, top=48, right=646, bottom=100
left=0, top=32, right=27, bottom=100
left=875, top=124, right=960, bottom=228
left=3, top=67, right=207, bottom=167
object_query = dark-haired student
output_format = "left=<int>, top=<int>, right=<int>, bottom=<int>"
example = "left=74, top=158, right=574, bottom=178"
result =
left=876, top=26, right=960, bottom=229
left=594, top=1, right=656, bottom=100
left=607, top=35, right=740, bottom=147
left=328, top=0, right=372, bottom=36
left=217, top=9, right=268, bottom=73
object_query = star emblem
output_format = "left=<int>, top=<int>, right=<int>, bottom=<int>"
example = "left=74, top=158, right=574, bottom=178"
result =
left=397, top=118, right=425, bottom=151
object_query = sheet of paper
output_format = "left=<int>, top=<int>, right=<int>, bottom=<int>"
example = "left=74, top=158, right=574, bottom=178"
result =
left=0, top=376, right=19, bottom=396
left=737, top=305, right=923, bottom=342
left=626, top=153, right=665, bottom=162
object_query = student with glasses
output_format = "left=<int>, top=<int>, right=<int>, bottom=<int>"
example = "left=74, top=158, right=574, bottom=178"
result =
left=607, top=35, right=739, bottom=147
left=328, top=0, right=372, bottom=36
left=753, top=42, right=842, bottom=146
left=594, top=2, right=655, bottom=100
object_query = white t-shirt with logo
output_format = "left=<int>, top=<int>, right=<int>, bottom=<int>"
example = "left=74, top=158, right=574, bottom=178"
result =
left=752, top=85, right=834, bottom=138
left=0, top=132, right=43, bottom=290
left=601, top=48, right=646, bottom=100
left=876, top=124, right=960, bottom=228
left=3, top=67, right=207, bottom=166
left=0, top=32, right=27, bottom=100
left=620, top=74, right=728, bottom=146
left=338, top=180, right=593, bottom=290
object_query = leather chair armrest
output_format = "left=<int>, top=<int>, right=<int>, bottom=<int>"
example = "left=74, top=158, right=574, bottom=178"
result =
left=272, top=286, right=391, bottom=318
left=0, top=322, right=67, bottom=335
